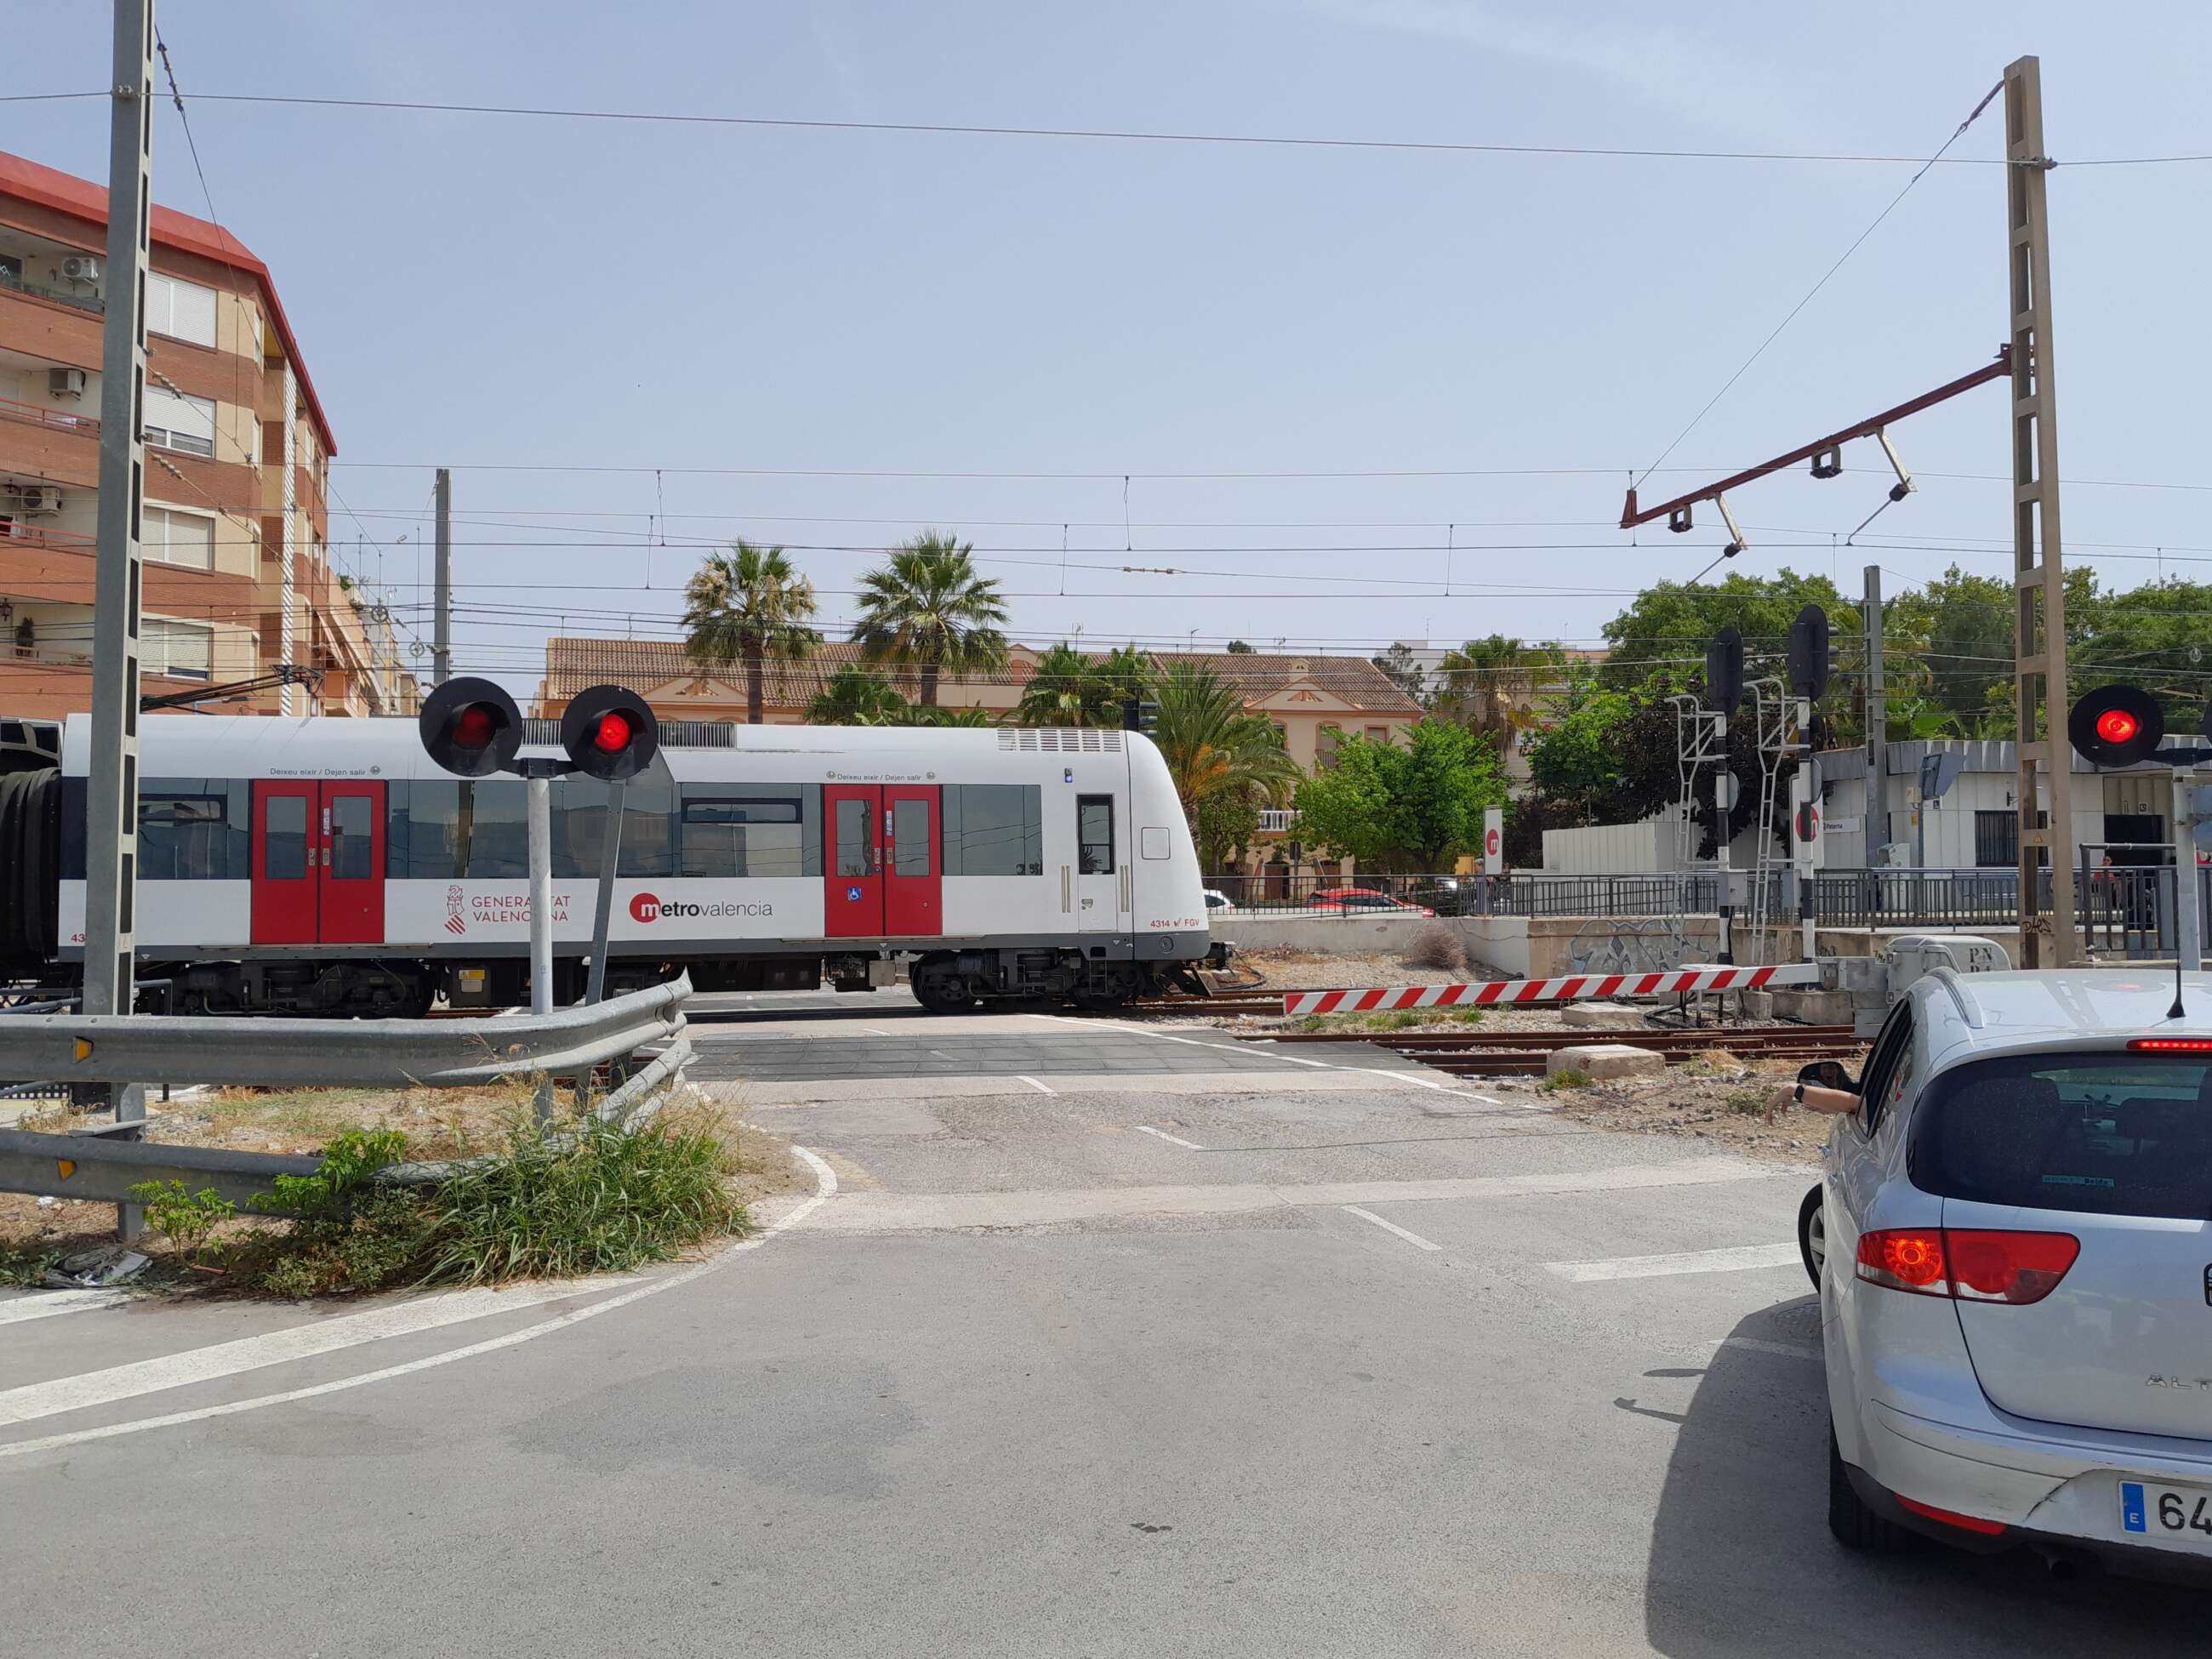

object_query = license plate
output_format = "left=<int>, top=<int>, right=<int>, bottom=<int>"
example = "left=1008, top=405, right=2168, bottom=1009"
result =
left=2121, top=1481, right=2212, bottom=1548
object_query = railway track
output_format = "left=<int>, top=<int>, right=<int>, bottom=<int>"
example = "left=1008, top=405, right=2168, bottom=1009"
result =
left=1125, top=994, right=1285, bottom=1018
left=1240, top=1023, right=1862, bottom=1078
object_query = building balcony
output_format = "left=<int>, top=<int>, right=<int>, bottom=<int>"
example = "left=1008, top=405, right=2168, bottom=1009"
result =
left=0, top=392, right=98, bottom=441
left=1257, top=808, right=1300, bottom=834
left=0, top=263, right=105, bottom=318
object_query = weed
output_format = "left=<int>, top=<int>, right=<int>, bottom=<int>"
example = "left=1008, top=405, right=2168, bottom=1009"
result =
left=231, top=1189, right=440, bottom=1299
left=127, top=1180, right=237, bottom=1268
left=254, top=1128, right=408, bottom=1218
left=1400, top=923, right=1468, bottom=975
left=1726, top=1087, right=1771, bottom=1117
left=420, top=1105, right=749, bottom=1286
left=1445, top=1007, right=1486, bottom=1025
left=1538, top=1069, right=1592, bottom=1092
left=1368, top=1010, right=1425, bottom=1031
left=0, top=1238, right=60, bottom=1288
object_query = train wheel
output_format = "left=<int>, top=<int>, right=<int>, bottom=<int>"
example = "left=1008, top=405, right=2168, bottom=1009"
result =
left=910, top=960, right=977, bottom=1015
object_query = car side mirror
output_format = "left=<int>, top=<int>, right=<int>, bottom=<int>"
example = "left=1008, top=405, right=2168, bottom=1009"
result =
left=1798, top=1059, right=1856, bottom=1094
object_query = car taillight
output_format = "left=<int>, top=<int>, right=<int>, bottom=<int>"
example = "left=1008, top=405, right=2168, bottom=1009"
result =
left=1856, top=1228, right=2078, bottom=1306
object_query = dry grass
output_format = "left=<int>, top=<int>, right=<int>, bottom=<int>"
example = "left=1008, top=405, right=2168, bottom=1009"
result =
left=1400, top=923, right=1468, bottom=976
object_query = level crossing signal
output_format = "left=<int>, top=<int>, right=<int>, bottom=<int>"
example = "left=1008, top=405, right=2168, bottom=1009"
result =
left=2066, top=684, right=2168, bottom=768
left=419, top=677, right=524, bottom=777
left=559, top=683, right=660, bottom=781
left=1786, top=606, right=1831, bottom=699
left=1705, top=627, right=1744, bottom=715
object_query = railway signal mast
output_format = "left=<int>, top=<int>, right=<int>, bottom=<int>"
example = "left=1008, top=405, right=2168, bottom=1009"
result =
left=419, top=679, right=660, bottom=1112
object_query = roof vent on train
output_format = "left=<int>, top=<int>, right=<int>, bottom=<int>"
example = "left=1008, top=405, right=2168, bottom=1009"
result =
left=999, top=728, right=1123, bottom=753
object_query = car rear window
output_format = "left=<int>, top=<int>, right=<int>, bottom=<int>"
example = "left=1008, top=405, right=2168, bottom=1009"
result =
left=1911, top=1053, right=2212, bottom=1220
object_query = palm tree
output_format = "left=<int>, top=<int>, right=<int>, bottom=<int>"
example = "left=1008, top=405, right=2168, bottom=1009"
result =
left=1434, top=635, right=1564, bottom=756
left=1151, top=662, right=1302, bottom=837
left=849, top=531, right=1010, bottom=707
left=805, top=664, right=909, bottom=726
left=682, top=541, right=823, bottom=724
left=1015, top=642, right=1097, bottom=727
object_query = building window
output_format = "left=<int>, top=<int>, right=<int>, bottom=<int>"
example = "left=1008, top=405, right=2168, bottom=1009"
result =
left=1364, top=725, right=1388, bottom=742
left=145, top=385, right=216, bottom=457
left=141, top=617, right=213, bottom=681
left=146, top=272, right=218, bottom=347
left=144, top=505, right=216, bottom=571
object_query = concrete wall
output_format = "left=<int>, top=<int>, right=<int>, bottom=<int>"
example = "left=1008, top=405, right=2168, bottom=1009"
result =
left=1213, top=911, right=1434, bottom=955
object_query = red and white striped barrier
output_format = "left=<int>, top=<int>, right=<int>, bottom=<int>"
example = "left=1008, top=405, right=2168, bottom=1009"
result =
left=1282, top=961, right=1821, bottom=1018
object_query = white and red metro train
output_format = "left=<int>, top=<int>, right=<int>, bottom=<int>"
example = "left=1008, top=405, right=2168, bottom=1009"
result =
left=0, top=714, right=1223, bottom=1015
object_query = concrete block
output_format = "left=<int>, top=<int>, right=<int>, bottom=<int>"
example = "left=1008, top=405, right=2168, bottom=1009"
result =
left=1770, top=989, right=1856, bottom=1026
left=1547, top=1043, right=1666, bottom=1081
left=1736, top=989, right=1776, bottom=1021
left=1561, top=1001, right=1648, bottom=1030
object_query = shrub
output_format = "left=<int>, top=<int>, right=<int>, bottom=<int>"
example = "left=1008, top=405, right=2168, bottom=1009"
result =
left=1401, top=923, right=1468, bottom=976
left=127, top=1180, right=238, bottom=1268
left=0, top=1240, right=60, bottom=1288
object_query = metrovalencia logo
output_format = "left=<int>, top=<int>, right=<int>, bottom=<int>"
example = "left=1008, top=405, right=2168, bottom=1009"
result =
left=629, top=892, right=775, bottom=924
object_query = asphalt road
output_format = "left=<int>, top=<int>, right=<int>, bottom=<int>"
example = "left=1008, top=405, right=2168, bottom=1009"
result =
left=3, top=990, right=2205, bottom=1656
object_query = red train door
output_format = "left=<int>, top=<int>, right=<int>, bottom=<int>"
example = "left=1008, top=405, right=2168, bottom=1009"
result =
left=250, top=780, right=318, bottom=944
left=883, top=784, right=941, bottom=937
left=824, top=784, right=883, bottom=937
left=320, top=781, right=386, bottom=944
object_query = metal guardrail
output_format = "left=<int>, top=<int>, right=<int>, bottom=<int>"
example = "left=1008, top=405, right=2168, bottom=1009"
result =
left=0, top=980, right=695, bottom=1214
left=0, top=974, right=690, bottom=1087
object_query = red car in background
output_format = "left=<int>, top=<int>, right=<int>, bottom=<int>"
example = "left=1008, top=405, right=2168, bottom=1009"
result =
left=1308, top=887, right=1434, bottom=918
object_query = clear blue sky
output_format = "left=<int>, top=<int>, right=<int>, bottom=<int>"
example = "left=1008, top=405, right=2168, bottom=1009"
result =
left=19, top=3, right=2210, bottom=695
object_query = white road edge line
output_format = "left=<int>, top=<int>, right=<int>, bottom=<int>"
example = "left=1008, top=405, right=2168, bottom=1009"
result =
left=1015, top=1075, right=1058, bottom=1097
left=1544, top=1243, right=1801, bottom=1282
left=1134, top=1125, right=1204, bottom=1149
left=0, top=1289, right=134, bottom=1326
left=0, top=1148, right=839, bottom=1461
left=1341, top=1205, right=1444, bottom=1252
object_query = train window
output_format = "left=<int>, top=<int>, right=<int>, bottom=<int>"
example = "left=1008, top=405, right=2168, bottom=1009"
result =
left=137, top=778, right=249, bottom=879
left=549, top=774, right=676, bottom=879
left=680, top=786, right=815, bottom=879
left=1077, top=795, right=1115, bottom=875
left=834, top=798, right=874, bottom=877
left=943, top=784, right=1042, bottom=877
left=328, top=795, right=373, bottom=881
left=263, top=794, right=308, bottom=881
left=892, top=796, right=932, bottom=876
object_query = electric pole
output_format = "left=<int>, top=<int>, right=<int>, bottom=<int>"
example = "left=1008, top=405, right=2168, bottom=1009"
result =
left=82, top=0, right=156, bottom=1238
left=2005, top=55, right=2081, bottom=967
left=1863, top=566, right=1887, bottom=862
left=433, top=465, right=453, bottom=686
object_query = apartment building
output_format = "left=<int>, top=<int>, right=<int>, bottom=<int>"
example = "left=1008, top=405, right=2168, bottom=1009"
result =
left=0, top=148, right=412, bottom=721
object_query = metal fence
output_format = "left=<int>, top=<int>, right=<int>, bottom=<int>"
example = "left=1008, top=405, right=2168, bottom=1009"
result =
left=1208, top=864, right=2207, bottom=954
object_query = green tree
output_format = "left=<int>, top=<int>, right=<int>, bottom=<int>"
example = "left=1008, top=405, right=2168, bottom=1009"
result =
left=850, top=531, right=1010, bottom=707
left=681, top=542, right=823, bottom=724
left=1151, top=663, right=1301, bottom=866
left=1371, top=641, right=1428, bottom=704
left=1292, top=721, right=1505, bottom=871
left=1225, top=639, right=1256, bottom=654
left=806, top=664, right=909, bottom=726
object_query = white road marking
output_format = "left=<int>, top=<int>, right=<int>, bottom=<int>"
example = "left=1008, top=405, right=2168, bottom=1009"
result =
left=0, top=1289, right=134, bottom=1325
left=801, top=1154, right=1772, bottom=1233
left=1543, top=1243, right=1802, bottom=1283
left=1341, top=1206, right=1444, bottom=1252
left=1016, top=1075, right=1058, bottom=1096
left=1035, top=1012, right=1514, bottom=1103
left=1134, top=1125, right=1204, bottom=1149
left=0, top=1149, right=838, bottom=1460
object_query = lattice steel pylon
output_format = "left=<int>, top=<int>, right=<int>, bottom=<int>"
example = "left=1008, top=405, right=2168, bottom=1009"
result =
left=2005, top=55, right=2080, bottom=966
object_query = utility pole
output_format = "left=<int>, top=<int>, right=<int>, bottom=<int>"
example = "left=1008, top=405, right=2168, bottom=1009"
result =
left=1863, top=566, right=1887, bottom=864
left=2006, top=55, right=2081, bottom=967
left=432, top=466, right=452, bottom=686
left=1714, top=710, right=1733, bottom=965
left=82, top=0, right=156, bottom=1239
left=2171, top=770, right=2202, bottom=974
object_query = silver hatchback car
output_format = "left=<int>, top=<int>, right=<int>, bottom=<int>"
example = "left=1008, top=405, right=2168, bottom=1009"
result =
left=1810, top=967, right=2212, bottom=1578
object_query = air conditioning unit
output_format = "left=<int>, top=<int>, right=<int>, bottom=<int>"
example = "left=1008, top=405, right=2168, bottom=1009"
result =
left=3, top=484, right=63, bottom=515
left=47, top=368, right=87, bottom=400
left=60, top=255, right=101, bottom=283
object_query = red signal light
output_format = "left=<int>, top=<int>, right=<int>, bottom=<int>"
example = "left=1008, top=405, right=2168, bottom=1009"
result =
left=453, top=704, right=497, bottom=750
left=2095, top=708, right=2140, bottom=745
left=592, top=711, right=632, bottom=754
